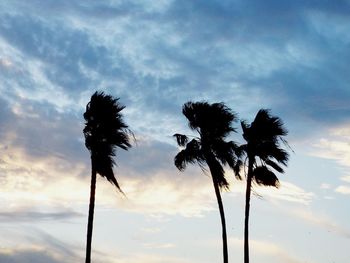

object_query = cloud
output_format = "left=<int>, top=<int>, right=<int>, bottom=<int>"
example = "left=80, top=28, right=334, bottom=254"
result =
left=0, top=245, right=120, bottom=263
left=257, top=181, right=315, bottom=204
left=320, top=183, right=331, bottom=189
left=341, top=175, right=350, bottom=183
left=109, top=254, right=192, bottom=263
left=0, top=210, right=82, bottom=222
left=0, top=2, right=348, bottom=262
left=335, top=185, right=350, bottom=195
left=1, top=0, right=349, bottom=134
left=285, top=208, right=350, bottom=239
left=0, top=228, right=81, bottom=263
left=313, top=137, right=350, bottom=168
left=117, top=172, right=216, bottom=217
left=142, top=242, right=175, bottom=249
left=0, top=130, right=214, bottom=218
left=229, top=238, right=310, bottom=263
left=0, top=120, right=314, bottom=219
left=0, top=90, right=314, bottom=222
left=311, top=123, right=350, bottom=194
left=228, top=180, right=314, bottom=205
left=0, top=248, right=68, bottom=263
left=0, top=95, right=85, bottom=165
left=249, top=240, right=308, bottom=263
left=0, top=57, right=13, bottom=68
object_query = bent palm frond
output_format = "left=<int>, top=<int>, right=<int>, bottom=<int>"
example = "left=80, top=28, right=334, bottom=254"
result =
left=252, top=166, right=280, bottom=188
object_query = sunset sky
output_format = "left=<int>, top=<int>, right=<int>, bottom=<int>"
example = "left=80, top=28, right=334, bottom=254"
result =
left=0, top=1, right=350, bottom=262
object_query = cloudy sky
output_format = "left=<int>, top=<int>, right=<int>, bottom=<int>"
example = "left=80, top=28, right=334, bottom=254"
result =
left=0, top=0, right=349, bottom=262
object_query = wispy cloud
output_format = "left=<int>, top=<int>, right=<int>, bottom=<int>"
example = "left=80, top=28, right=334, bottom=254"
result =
left=229, top=238, right=311, bottom=263
left=143, top=242, right=175, bottom=249
left=0, top=210, right=82, bottom=222
left=335, top=185, right=350, bottom=195
left=284, top=208, right=350, bottom=239
left=0, top=228, right=81, bottom=263
left=228, top=180, right=314, bottom=205
left=0, top=248, right=68, bottom=263
left=311, top=123, right=350, bottom=194
left=0, top=1, right=349, bottom=262
left=320, top=183, right=331, bottom=189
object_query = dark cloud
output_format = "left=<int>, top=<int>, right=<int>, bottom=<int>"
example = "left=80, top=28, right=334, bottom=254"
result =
left=0, top=95, right=90, bottom=189
left=0, top=14, right=128, bottom=96
left=0, top=229, right=80, bottom=263
left=0, top=96, right=85, bottom=162
left=0, top=228, right=114, bottom=263
left=118, top=139, right=178, bottom=176
left=0, top=249, right=65, bottom=263
left=0, top=0, right=349, bottom=159
left=0, top=210, right=83, bottom=222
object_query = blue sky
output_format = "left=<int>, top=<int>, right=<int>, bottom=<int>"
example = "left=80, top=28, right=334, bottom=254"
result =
left=0, top=0, right=349, bottom=262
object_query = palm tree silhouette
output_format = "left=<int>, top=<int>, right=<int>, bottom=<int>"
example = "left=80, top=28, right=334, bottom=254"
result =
left=173, top=101, right=240, bottom=263
left=83, top=91, right=131, bottom=263
left=240, top=109, right=289, bottom=263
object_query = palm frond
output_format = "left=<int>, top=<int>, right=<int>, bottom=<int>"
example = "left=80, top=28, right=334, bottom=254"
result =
left=84, top=91, right=132, bottom=192
left=94, top=154, right=123, bottom=193
left=256, top=142, right=289, bottom=165
left=233, top=159, right=243, bottom=180
left=280, top=137, right=294, bottom=154
left=182, top=101, right=237, bottom=139
left=173, top=133, right=189, bottom=147
left=212, top=140, right=238, bottom=170
left=265, top=159, right=284, bottom=173
left=174, top=139, right=203, bottom=171
left=252, top=166, right=280, bottom=188
left=241, top=121, right=250, bottom=142
left=250, top=109, right=288, bottom=141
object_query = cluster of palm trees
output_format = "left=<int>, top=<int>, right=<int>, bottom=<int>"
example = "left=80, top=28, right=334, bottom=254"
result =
left=83, top=91, right=290, bottom=263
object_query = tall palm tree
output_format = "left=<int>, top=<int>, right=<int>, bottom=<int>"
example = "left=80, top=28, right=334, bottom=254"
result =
left=83, top=91, right=131, bottom=263
left=173, top=101, right=240, bottom=263
left=240, top=109, right=289, bottom=263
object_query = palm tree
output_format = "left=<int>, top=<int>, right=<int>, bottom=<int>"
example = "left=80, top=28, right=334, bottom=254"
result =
left=83, top=91, right=131, bottom=263
left=173, top=101, right=240, bottom=263
left=240, top=109, right=289, bottom=263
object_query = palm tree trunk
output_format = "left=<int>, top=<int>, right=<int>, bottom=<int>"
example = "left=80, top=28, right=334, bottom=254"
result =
left=212, top=177, right=229, bottom=263
left=205, top=153, right=229, bottom=263
left=244, top=158, right=253, bottom=263
left=86, top=158, right=96, bottom=263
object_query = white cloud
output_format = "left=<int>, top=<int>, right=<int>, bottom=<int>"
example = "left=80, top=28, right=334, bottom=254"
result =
left=320, top=183, right=331, bottom=189
left=315, top=138, right=350, bottom=167
left=0, top=137, right=215, bottom=218
left=0, top=248, right=71, bottom=263
left=229, top=238, right=310, bottom=263
left=142, top=242, right=175, bottom=249
left=229, top=179, right=314, bottom=205
left=0, top=57, right=13, bottom=68
left=0, top=139, right=315, bottom=220
left=311, top=123, right=350, bottom=195
left=286, top=208, right=350, bottom=239
left=323, top=195, right=335, bottom=200
left=108, top=254, right=192, bottom=263
left=117, top=171, right=217, bottom=217
left=335, top=185, right=350, bottom=195
left=140, top=227, right=162, bottom=234
left=341, top=176, right=350, bottom=183
left=308, top=10, right=350, bottom=45
left=0, top=38, right=75, bottom=111
left=311, top=123, right=350, bottom=167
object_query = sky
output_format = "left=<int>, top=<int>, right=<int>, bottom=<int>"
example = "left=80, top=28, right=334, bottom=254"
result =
left=0, top=0, right=349, bottom=262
